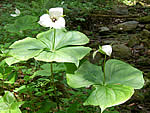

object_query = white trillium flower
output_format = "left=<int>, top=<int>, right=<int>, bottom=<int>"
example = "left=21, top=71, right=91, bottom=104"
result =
left=38, top=7, right=65, bottom=29
left=10, top=8, right=21, bottom=17
left=102, top=45, right=112, bottom=56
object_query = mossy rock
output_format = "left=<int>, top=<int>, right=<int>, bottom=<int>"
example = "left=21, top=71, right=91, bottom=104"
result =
left=128, top=34, right=140, bottom=47
left=140, top=29, right=150, bottom=39
left=145, top=24, right=150, bottom=30
left=112, top=21, right=139, bottom=32
left=138, top=16, right=150, bottom=23
left=113, top=44, right=131, bottom=59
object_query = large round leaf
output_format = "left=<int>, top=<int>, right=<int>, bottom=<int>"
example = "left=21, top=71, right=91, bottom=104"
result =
left=66, top=60, right=144, bottom=112
left=9, top=37, right=46, bottom=60
left=84, top=84, right=134, bottom=113
left=105, top=59, right=144, bottom=89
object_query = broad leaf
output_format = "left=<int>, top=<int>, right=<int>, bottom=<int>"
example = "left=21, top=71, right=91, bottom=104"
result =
left=5, top=57, right=21, bottom=66
left=3, top=91, right=16, bottom=104
left=9, top=37, right=46, bottom=60
left=37, top=29, right=89, bottom=50
left=66, top=60, right=144, bottom=112
left=105, top=59, right=144, bottom=89
left=35, top=46, right=90, bottom=66
left=84, top=85, right=134, bottom=113
left=67, top=61, right=104, bottom=88
left=0, top=91, right=23, bottom=113
left=6, top=29, right=91, bottom=66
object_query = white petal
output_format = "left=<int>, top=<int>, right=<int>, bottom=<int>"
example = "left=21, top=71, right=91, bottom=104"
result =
left=15, top=8, right=21, bottom=15
left=49, top=7, right=63, bottom=18
left=10, top=14, right=18, bottom=17
left=38, top=14, right=52, bottom=27
left=53, top=17, right=65, bottom=29
left=102, top=45, right=112, bottom=56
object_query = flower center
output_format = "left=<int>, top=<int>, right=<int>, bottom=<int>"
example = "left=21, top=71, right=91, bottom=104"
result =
left=51, top=17, right=57, bottom=22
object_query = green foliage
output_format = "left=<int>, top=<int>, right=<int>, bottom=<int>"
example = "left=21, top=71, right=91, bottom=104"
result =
left=33, top=63, right=65, bottom=77
left=5, top=15, right=39, bottom=34
left=5, top=29, right=91, bottom=66
left=0, top=60, right=21, bottom=85
left=105, top=59, right=144, bottom=89
left=0, top=91, right=23, bottom=113
left=66, top=59, right=144, bottom=112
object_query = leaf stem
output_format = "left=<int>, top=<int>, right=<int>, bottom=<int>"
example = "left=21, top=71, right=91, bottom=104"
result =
left=103, top=55, right=107, bottom=85
left=52, top=29, right=56, bottom=52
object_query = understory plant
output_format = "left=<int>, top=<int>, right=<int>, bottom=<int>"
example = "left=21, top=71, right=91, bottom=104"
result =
left=2, top=7, right=144, bottom=113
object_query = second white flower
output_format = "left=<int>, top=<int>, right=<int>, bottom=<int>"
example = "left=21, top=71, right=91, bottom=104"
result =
left=102, top=45, right=112, bottom=56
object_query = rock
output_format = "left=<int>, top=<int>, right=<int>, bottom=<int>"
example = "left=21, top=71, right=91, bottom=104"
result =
left=112, top=21, right=139, bottom=32
left=99, top=27, right=110, bottom=33
left=128, top=34, right=140, bottom=47
left=113, top=6, right=128, bottom=15
left=138, top=15, right=150, bottom=23
left=145, top=24, right=150, bottom=30
left=83, top=30, right=92, bottom=36
left=138, top=24, right=145, bottom=28
left=137, top=57, right=150, bottom=66
left=113, top=44, right=131, bottom=58
left=147, top=49, right=150, bottom=56
left=101, top=32, right=120, bottom=38
left=140, top=29, right=150, bottom=39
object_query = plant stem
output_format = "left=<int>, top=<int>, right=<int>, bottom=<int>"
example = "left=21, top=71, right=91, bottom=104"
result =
left=50, top=63, right=60, bottom=111
left=52, top=29, right=56, bottom=52
left=51, top=28, right=60, bottom=110
left=103, top=55, right=107, bottom=85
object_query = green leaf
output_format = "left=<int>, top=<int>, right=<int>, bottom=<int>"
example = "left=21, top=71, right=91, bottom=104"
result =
left=66, top=59, right=144, bottom=112
left=14, top=85, right=26, bottom=93
left=33, top=63, right=66, bottom=77
left=35, top=46, right=91, bottom=67
left=5, top=24, right=20, bottom=33
left=84, top=84, right=134, bottom=113
left=105, top=59, right=144, bottom=89
left=37, top=101, right=56, bottom=113
left=6, top=29, right=91, bottom=66
left=5, top=15, right=39, bottom=33
left=10, top=109, right=22, bottom=113
left=15, top=15, right=38, bottom=30
left=41, top=63, right=65, bottom=73
left=0, top=102, right=9, bottom=110
left=10, top=102, right=24, bottom=110
left=0, top=91, right=23, bottom=112
left=67, top=61, right=104, bottom=88
left=7, top=72, right=17, bottom=84
left=9, top=37, right=46, bottom=61
left=67, top=101, right=78, bottom=113
left=3, top=91, right=16, bottom=104
left=37, top=29, right=89, bottom=50
left=5, top=57, right=21, bottom=66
